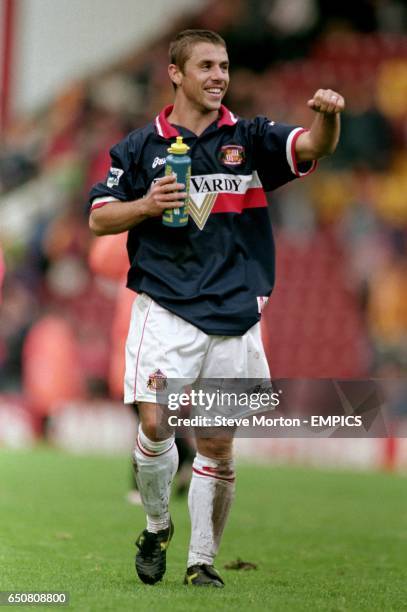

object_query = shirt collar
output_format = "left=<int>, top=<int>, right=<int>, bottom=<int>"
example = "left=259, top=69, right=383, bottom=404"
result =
left=154, top=104, right=238, bottom=138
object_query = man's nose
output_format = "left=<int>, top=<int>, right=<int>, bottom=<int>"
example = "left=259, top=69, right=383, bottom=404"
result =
left=210, top=66, right=225, bottom=81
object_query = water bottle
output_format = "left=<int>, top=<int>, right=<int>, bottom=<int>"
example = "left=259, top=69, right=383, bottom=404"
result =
left=162, top=136, right=190, bottom=227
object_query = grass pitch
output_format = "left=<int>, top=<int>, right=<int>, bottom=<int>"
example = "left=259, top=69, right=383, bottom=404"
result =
left=1, top=446, right=406, bottom=611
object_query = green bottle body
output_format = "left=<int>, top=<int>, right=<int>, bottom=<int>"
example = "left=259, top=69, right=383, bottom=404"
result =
left=162, top=152, right=190, bottom=227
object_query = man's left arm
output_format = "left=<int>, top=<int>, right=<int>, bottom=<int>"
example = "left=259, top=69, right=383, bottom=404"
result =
left=295, top=89, right=345, bottom=162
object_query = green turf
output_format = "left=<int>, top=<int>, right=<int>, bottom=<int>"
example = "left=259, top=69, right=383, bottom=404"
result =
left=0, top=447, right=406, bottom=612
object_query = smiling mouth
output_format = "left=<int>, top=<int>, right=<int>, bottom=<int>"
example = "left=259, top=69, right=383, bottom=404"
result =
left=205, top=88, right=223, bottom=96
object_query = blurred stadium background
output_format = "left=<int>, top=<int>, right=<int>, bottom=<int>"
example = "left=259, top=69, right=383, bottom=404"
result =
left=0, top=0, right=406, bottom=471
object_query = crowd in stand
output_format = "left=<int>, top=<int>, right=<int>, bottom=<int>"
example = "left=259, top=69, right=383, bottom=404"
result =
left=0, top=0, right=406, bottom=421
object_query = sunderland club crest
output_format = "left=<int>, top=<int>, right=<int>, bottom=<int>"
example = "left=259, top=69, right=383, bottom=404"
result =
left=219, top=145, right=245, bottom=166
left=147, top=369, right=168, bottom=391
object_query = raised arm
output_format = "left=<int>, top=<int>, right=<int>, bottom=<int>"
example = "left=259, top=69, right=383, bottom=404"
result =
left=295, top=89, right=345, bottom=163
left=89, top=175, right=187, bottom=236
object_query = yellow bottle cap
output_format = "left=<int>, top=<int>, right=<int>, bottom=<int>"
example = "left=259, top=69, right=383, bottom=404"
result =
left=168, top=136, right=190, bottom=155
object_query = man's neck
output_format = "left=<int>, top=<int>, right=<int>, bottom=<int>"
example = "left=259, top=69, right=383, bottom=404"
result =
left=167, top=100, right=219, bottom=137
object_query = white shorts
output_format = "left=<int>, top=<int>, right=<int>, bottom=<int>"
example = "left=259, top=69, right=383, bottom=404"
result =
left=124, top=293, right=270, bottom=405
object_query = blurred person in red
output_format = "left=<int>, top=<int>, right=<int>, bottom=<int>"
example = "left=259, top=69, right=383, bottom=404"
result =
left=22, top=314, right=86, bottom=420
left=88, top=29, right=344, bottom=588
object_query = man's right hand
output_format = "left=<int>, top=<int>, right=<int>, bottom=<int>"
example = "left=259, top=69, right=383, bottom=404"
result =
left=141, top=175, right=188, bottom=218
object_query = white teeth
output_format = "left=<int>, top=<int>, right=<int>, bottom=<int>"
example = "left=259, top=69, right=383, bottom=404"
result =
left=207, top=88, right=221, bottom=94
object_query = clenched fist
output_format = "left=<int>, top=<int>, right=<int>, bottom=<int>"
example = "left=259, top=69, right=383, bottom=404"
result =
left=307, top=89, right=345, bottom=114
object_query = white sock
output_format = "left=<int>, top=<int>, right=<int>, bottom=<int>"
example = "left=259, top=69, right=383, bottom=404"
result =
left=187, top=452, right=235, bottom=567
left=132, top=427, right=178, bottom=533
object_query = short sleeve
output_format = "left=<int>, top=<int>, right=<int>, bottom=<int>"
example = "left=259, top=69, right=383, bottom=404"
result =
left=251, top=117, right=316, bottom=192
left=87, top=139, right=135, bottom=214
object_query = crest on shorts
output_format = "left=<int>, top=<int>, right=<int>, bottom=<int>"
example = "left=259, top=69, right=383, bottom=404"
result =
left=219, top=145, right=245, bottom=166
left=147, top=369, right=168, bottom=391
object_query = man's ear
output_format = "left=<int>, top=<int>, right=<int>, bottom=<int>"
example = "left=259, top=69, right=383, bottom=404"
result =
left=168, top=64, right=182, bottom=88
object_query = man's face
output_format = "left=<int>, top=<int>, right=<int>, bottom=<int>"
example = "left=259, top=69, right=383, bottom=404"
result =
left=173, top=42, right=230, bottom=112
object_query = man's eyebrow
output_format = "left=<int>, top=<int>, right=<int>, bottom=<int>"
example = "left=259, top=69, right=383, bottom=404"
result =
left=198, top=59, right=229, bottom=66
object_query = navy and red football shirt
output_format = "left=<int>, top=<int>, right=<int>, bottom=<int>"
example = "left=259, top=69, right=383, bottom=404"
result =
left=88, top=105, right=316, bottom=335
